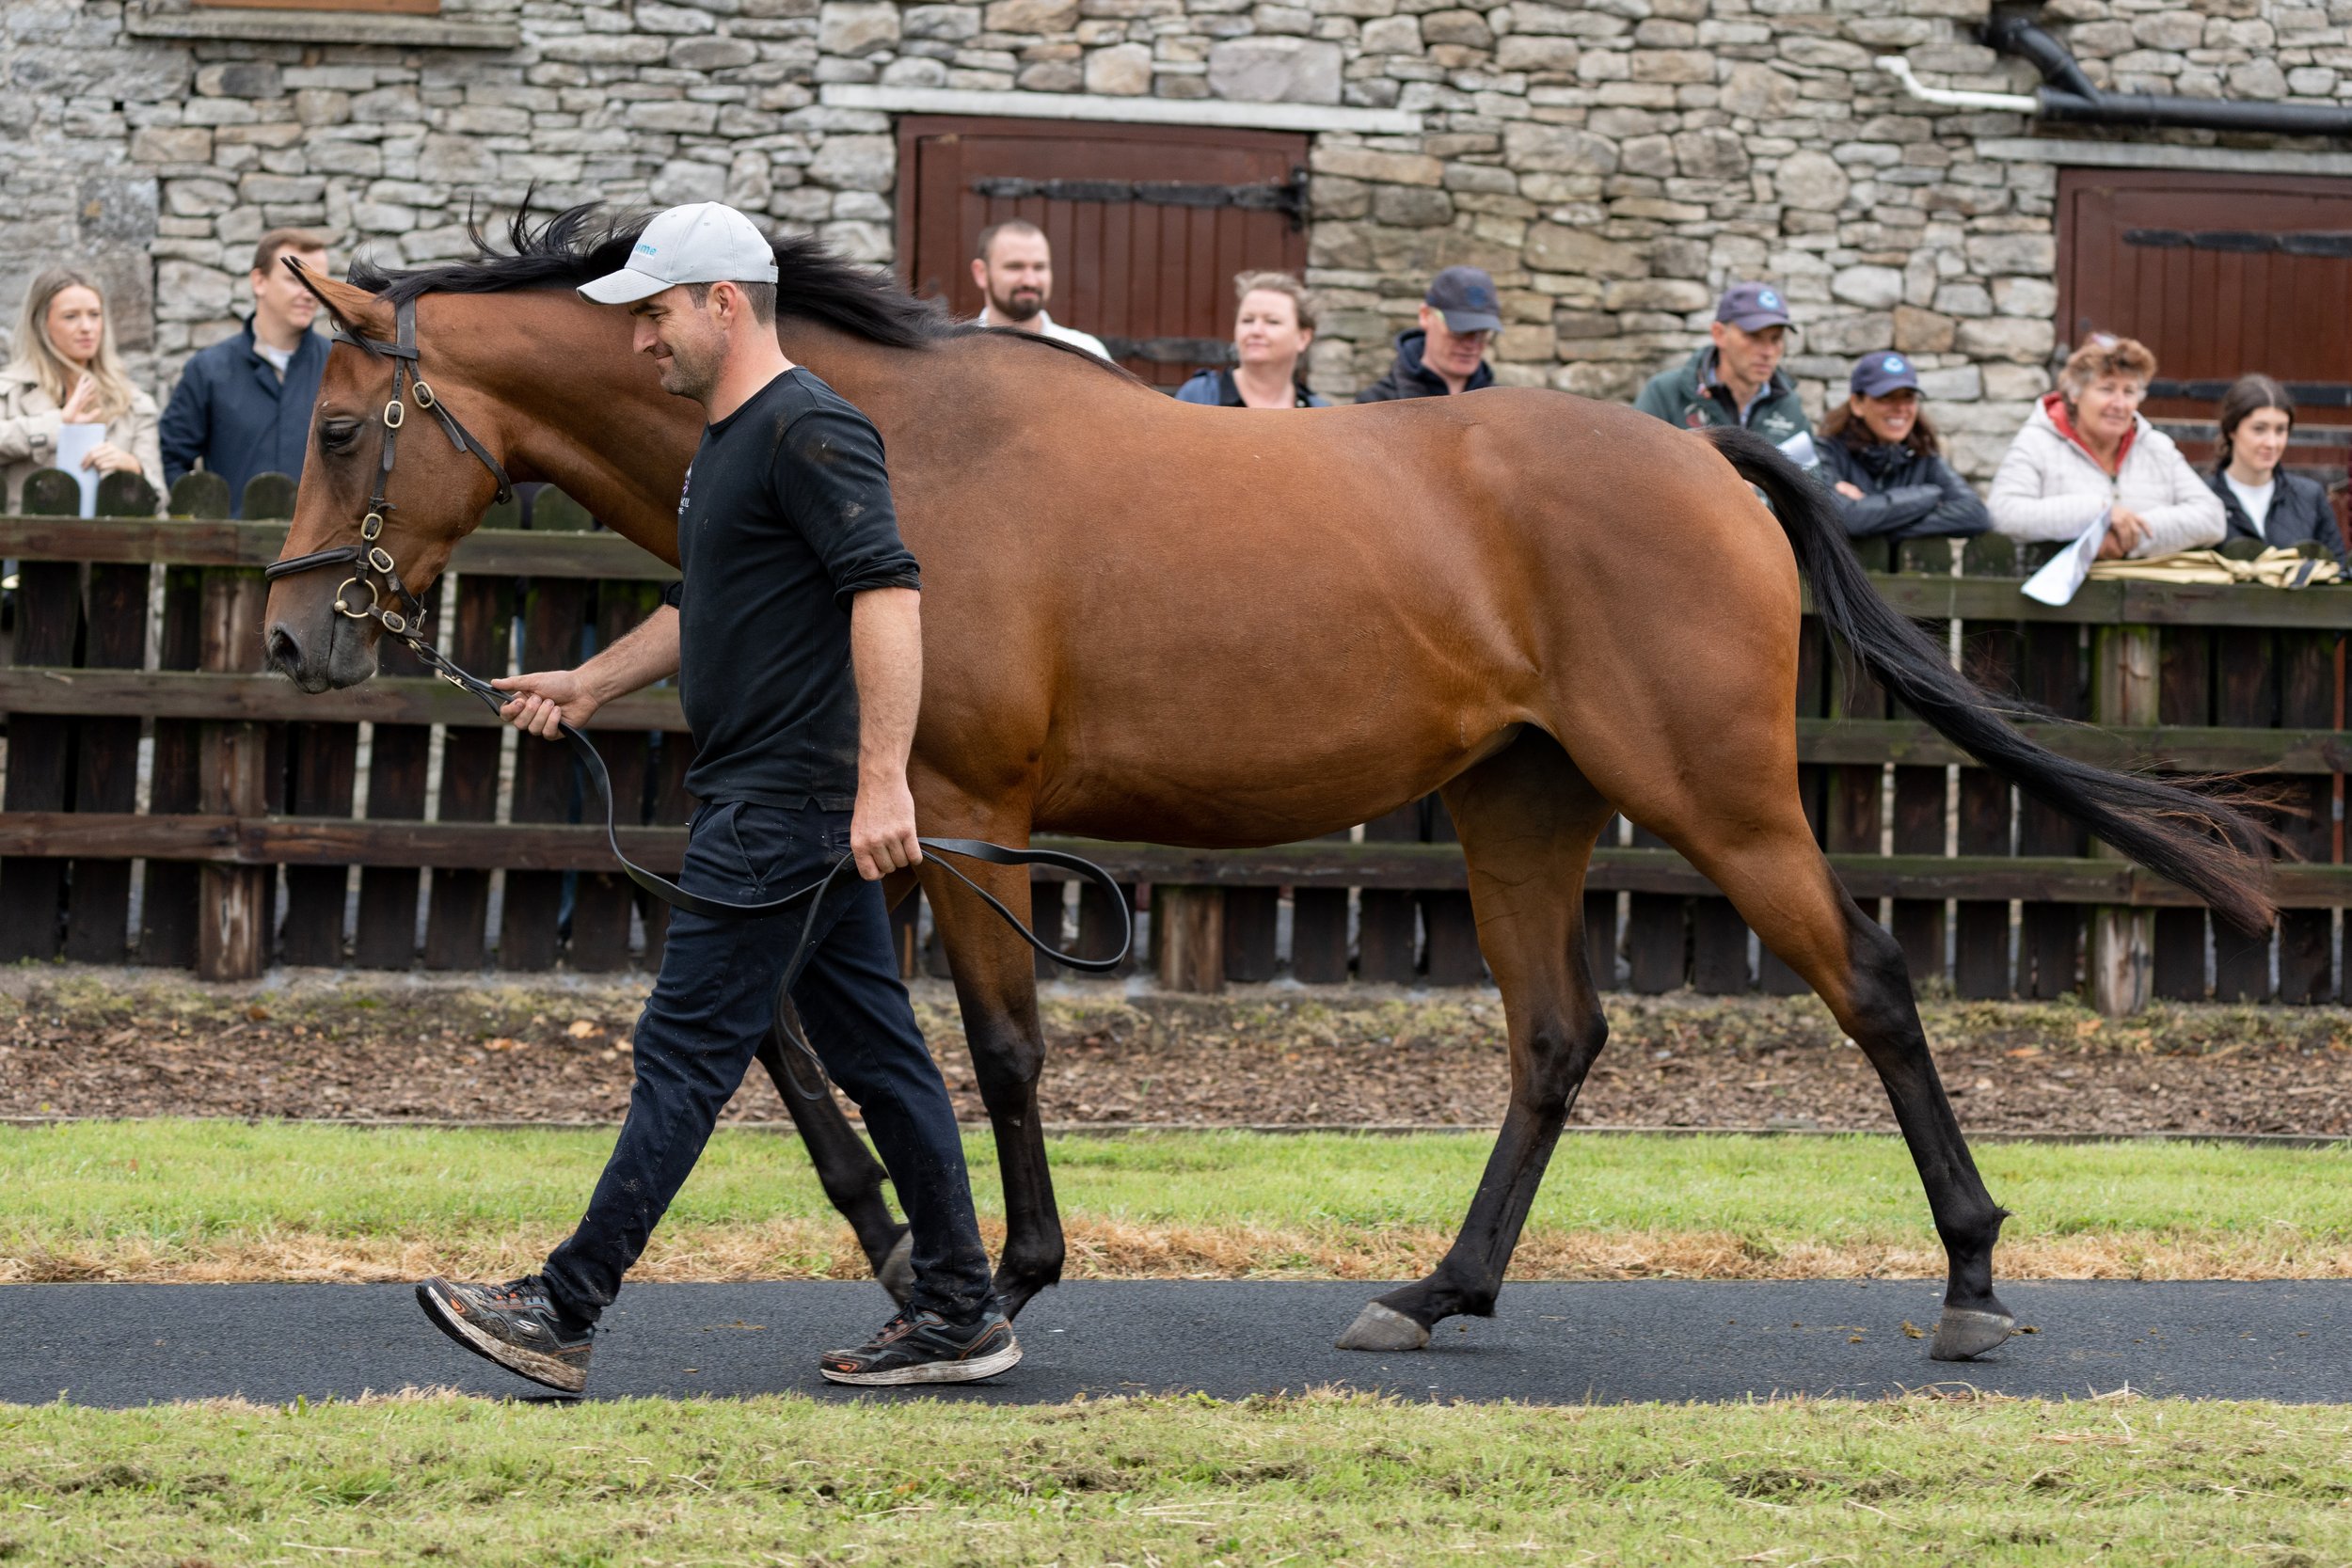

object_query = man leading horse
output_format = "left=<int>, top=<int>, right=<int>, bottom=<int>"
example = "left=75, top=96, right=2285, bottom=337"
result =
left=413, top=202, right=1020, bottom=1394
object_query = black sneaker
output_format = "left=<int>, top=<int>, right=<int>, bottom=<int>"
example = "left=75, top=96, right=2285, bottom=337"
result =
left=819, top=1307, right=1022, bottom=1386
left=416, top=1275, right=593, bottom=1394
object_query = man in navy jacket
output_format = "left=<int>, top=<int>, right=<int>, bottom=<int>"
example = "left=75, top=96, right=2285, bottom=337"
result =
left=160, top=230, right=330, bottom=515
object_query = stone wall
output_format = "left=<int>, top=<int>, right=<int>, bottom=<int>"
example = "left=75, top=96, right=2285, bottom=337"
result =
left=5, top=0, right=2346, bottom=479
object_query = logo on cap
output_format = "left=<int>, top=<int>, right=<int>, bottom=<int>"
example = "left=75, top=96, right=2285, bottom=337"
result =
left=1883, top=355, right=1906, bottom=372
left=636, top=242, right=658, bottom=256
left=1758, top=288, right=1781, bottom=309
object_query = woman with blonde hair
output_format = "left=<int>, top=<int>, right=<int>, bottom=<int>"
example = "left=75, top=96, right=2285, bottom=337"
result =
left=1175, top=271, right=1330, bottom=408
left=0, top=268, right=163, bottom=509
left=1987, top=333, right=2221, bottom=560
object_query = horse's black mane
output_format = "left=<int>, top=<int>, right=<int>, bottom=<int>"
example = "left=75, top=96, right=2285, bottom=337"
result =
left=348, top=202, right=1129, bottom=377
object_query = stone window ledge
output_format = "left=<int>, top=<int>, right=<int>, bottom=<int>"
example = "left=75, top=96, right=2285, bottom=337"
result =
left=822, top=85, right=1421, bottom=137
left=125, top=5, right=519, bottom=49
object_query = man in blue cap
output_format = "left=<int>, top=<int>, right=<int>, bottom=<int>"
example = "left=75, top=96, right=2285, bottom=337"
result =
left=1357, top=265, right=1501, bottom=402
left=1633, top=281, right=1812, bottom=451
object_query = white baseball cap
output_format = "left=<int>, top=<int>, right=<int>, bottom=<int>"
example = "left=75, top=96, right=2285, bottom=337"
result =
left=579, top=202, right=781, bottom=305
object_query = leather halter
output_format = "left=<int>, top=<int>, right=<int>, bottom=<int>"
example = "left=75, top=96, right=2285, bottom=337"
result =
left=261, top=291, right=1132, bottom=1096
left=262, top=293, right=515, bottom=642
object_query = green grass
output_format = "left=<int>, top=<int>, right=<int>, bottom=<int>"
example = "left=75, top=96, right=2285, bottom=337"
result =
left=5, top=1121, right=2350, bottom=1283
left=3, top=1388, right=2349, bottom=1565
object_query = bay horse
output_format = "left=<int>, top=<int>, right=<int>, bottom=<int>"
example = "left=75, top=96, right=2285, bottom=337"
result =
left=263, top=207, right=2269, bottom=1361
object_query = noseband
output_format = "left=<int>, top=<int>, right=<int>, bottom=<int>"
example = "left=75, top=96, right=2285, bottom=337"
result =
left=262, top=293, right=515, bottom=642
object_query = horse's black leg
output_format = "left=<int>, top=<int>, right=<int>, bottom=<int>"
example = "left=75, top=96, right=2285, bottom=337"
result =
left=1821, top=899, right=2013, bottom=1357
left=920, top=860, right=1063, bottom=1319
left=1674, top=817, right=2013, bottom=1360
left=756, top=998, right=912, bottom=1301
left=1340, top=734, right=1614, bottom=1350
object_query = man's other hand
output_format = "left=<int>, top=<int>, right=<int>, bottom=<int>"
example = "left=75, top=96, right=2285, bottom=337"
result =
left=492, top=669, right=600, bottom=738
left=851, top=775, right=922, bottom=880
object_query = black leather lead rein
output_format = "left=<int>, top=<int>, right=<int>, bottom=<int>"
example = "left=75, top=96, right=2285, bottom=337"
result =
left=263, top=289, right=1135, bottom=1095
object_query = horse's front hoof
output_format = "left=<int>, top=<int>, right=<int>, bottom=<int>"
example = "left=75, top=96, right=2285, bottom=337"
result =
left=1930, top=1307, right=2016, bottom=1361
left=1336, top=1301, right=1430, bottom=1353
left=876, top=1232, right=914, bottom=1305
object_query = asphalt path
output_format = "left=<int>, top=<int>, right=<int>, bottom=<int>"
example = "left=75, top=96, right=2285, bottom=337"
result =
left=6, top=1280, right=2347, bottom=1407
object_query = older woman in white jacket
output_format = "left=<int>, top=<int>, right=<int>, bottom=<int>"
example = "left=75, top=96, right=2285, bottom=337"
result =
left=1988, top=334, right=2223, bottom=560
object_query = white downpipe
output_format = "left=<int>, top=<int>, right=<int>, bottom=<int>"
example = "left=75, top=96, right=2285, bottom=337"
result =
left=1876, top=55, right=2041, bottom=115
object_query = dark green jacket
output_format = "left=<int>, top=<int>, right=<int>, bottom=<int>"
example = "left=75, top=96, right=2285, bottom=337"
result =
left=1632, top=347, right=1811, bottom=448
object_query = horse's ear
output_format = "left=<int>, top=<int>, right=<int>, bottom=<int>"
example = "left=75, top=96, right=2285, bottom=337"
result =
left=283, top=256, right=392, bottom=349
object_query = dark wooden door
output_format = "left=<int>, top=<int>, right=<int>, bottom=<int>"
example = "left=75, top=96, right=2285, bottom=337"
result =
left=895, top=117, right=1309, bottom=388
left=2058, top=168, right=2352, bottom=481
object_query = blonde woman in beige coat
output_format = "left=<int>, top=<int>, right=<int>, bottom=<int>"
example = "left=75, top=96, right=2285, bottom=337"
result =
left=1987, top=334, right=2223, bottom=561
left=0, top=268, right=164, bottom=511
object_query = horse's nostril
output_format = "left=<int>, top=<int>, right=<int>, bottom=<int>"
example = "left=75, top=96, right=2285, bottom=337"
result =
left=265, top=626, right=300, bottom=671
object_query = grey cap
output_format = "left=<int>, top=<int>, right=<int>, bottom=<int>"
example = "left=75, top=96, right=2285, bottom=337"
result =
left=1714, top=281, right=1793, bottom=332
left=1424, top=265, right=1502, bottom=334
left=580, top=202, right=780, bottom=305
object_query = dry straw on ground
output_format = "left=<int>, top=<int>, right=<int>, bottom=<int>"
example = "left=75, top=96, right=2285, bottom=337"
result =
left=10, top=1219, right=2348, bottom=1287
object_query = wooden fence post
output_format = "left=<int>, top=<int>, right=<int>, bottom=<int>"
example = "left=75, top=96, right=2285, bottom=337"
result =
left=422, top=490, right=522, bottom=970
left=139, top=473, right=230, bottom=966
left=1153, top=882, right=1224, bottom=992
left=0, top=470, right=86, bottom=960
left=2090, top=623, right=2158, bottom=1014
left=196, top=475, right=289, bottom=980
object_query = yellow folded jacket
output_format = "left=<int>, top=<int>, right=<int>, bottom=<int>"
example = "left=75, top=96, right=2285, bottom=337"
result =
left=2086, top=547, right=2343, bottom=589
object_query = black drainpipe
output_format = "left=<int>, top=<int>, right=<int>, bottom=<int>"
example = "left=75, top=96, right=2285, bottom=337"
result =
left=1980, top=13, right=2352, bottom=136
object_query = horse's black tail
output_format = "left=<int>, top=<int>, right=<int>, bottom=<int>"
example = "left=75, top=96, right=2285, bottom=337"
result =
left=1701, top=424, right=2276, bottom=937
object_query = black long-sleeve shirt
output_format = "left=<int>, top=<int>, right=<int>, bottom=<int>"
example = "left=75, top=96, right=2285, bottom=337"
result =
left=669, top=368, right=920, bottom=810
left=1815, top=435, right=1990, bottom=541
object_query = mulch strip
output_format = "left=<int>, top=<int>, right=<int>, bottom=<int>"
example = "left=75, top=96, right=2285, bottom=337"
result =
left=3, top=969, right=2348, bottom=1138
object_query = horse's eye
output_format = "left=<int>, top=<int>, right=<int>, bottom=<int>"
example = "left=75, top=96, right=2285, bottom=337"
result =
left=319, top=420, right=359, bottom=453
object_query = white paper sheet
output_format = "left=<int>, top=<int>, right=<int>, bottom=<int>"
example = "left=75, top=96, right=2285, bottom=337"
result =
left=54, top=422, right=105, bottom=517
left=2021, top=509, right=2111, bottom=607
left=1776, top=429, right=1819, bottom=468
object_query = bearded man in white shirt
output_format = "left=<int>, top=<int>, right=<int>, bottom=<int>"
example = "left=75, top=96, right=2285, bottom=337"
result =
left=970, top=220, right=1111, bottom=361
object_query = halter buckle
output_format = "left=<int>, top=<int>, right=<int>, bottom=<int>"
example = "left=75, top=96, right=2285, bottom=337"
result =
left=367, top=546, right=396, bottom=575
left=412, top=379, right=437, bottom=410
left=384, top=398, right=405, bottom=430
left=361, top=512, right=384, bottom=541
left=380, top=610, right=408, bottom=635
left=333, top=577, right=377, bottom=619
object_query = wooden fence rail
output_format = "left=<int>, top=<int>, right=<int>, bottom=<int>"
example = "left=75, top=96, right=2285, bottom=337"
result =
left=1, top=477, right=2346, bottom=1006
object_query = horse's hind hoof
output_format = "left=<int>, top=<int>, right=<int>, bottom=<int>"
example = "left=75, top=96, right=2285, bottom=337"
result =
left=876, top=1232, right=914, bottom=1306
left=1336, top=1302, right=1430, bottom=1353
left=1930, top=1307, right=2016, bottom=1361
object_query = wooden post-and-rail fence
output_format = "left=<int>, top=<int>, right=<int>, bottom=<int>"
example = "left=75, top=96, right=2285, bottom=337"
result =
left=1, top=476, right=2348, bottom=1010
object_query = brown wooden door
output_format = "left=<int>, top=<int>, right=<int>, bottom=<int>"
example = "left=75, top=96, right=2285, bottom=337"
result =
left=895, top=117, right=1309, bottom=388
left=2058, top=168, right=2352, bottom=481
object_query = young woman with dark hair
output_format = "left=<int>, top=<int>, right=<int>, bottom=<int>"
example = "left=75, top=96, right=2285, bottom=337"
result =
left=1813, top=352, right=1989, bottom=540
left=2205, top=374, right=2345, bottom=566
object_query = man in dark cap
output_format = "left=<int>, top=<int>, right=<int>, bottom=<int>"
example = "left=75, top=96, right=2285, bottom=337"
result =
left=1633, top=281, right=1812, bottom=452
left=1357, top=265, right=1501, bottom=402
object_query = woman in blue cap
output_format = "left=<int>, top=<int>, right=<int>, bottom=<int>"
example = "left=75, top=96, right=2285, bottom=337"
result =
left=1815, top=351, right=1990, bottom=540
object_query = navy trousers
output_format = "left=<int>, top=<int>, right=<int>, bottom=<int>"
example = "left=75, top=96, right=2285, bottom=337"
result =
left=542, top=800, right=993, bottom=1325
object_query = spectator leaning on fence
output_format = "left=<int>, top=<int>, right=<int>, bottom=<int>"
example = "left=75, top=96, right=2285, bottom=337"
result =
left=1987, top=334, right=2223, bottom=561
left=1175, top=272, right=1330, bottom=409
left=1357, top=266, right=1500, bottom=402
left=0, top=267, right=163, bottom=511
left=2205, top=373, right=2346, bottom=567
left=970, top=220, right=1111, bottom=361
left=158, top=229, right=331, bottom=515
left=1632, top=282, right=1810, bottom=451
left=1814, top=352, right=1989, bottom=542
